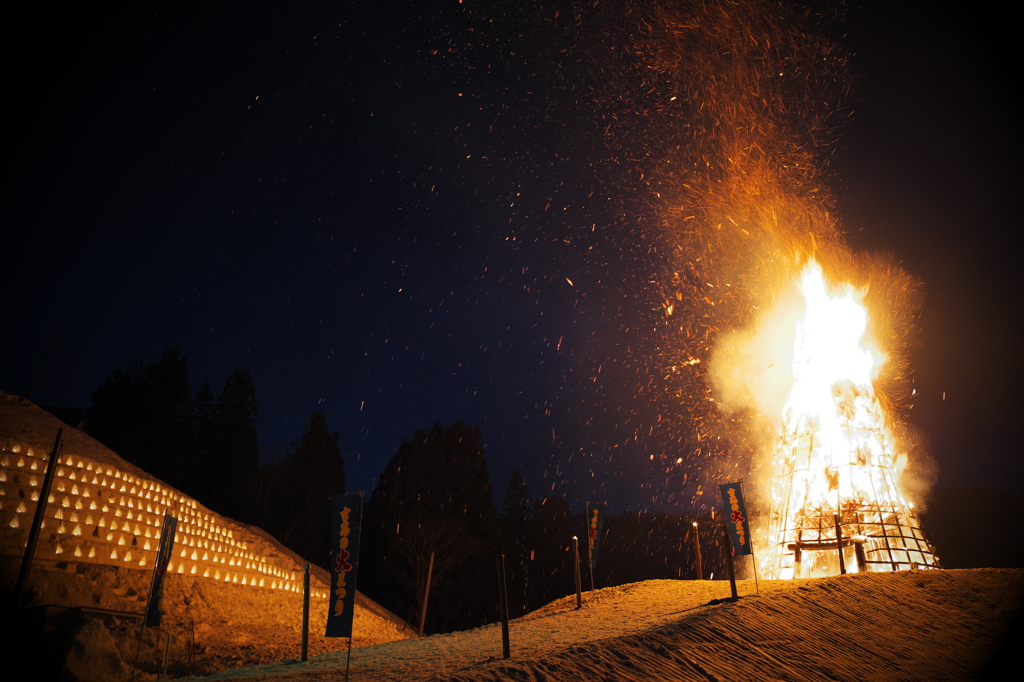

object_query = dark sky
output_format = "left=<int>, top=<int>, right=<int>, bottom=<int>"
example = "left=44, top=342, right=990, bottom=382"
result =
left=3, top=1, right=1020, bottom=514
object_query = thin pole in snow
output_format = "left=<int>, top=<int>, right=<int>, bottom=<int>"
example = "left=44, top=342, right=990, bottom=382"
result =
left=497, top=551, right=511, bottom=659
left=572, top=536, right=582, bottom=610
left=301, top=563, right=310, bottom=661
left=749, top=537, right=761, bottom=596
left=344, top=634, right=354, bottom=682
left=693, top=521, right=704, bottom=580
left=418, top=552, right=435, bottom=637
left=721, top=522, right=738, bottom=601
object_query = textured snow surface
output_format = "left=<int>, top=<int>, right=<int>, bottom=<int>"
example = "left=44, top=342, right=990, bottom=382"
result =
left=203, top=568, right=1023, bottom=681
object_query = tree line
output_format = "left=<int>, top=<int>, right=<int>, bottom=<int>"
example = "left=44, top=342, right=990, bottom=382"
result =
left=84, top=345, right=726, bottom=635
left=84, top=345, right=344, bottom=566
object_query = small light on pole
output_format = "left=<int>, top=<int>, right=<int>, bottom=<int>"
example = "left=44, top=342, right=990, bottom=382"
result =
left=693, top=521, right=703, bottom=581
left=572, top=536, right=582, bottom=610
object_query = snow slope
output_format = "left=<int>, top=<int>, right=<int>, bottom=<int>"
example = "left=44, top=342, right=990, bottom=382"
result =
left=0, top=393, right=412, bottom=678
left=202, top=568, right=1023, bottom=681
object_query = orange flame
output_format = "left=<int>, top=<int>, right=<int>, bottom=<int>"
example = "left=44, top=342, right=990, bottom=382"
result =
left=763, top=259, right=938, bottom=579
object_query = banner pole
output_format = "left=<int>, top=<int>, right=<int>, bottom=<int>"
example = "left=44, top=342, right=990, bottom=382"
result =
left=326, top=492, right=364, bottom=677
left=130, top=621, right=146, bottom=682
left=749, top=538, right=761, bottom=596
left=344, top=635, right=354, bottom=682
left=344, top=491, right=365, bottom=682
left=14, top=428, right=62, bottom=607
left=586, top=531, right=594, bottom=592
left=301, top=563, right=310, bottom=661
left=161, top=630, right=171, bottom=678
left=134, top=513, right=178, bottom=682
left=721, top=521, right=738, bottom=601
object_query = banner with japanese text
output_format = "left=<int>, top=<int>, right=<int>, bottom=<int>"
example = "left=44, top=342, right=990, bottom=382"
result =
left=326, top=492, right=363, bottom=637
left=719, top=482, right=752, bottom=556
left=144, top=514, right=178, bottom=627
left=586, top=502, right=606, bottom=569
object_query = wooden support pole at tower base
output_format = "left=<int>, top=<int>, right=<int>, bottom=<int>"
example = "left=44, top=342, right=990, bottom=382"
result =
left=854, top=538, right=867, bottom=573
left=721, top=522, right=738, bottom=601
left=834, top=515, right=847, bottom=575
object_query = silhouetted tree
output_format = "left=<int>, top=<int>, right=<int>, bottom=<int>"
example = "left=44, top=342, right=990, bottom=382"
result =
left=248, top=455, right=291, bottom=539
left=528, top=496, right=578, bottom=610
left=133, top=345, right=194, bottom=488
left=85, top=352, right=269, bottom=523
left=85, top=348, right=195, bottom=489
left=11, top=329, right=75, bottom=403
left=85, top=362, right=144, bottom=458
left=207, top=367, right=259, bottom=521
left=187, top=378, right=216, bottom=500
left=363, top=420, right=498, bottom=634
left=272, top=412, right=346, bottom=568
left=502, top=469, right=532, bottom=520
left=499, top=468, right=532, bottom=617
left=595, top=512, right=718, bottom=587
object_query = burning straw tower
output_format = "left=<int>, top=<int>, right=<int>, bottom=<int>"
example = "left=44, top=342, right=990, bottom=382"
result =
left=599, top=1, right=945, bottom=579
left=763, top=261, right=940, bottom=579
left=547, top=0, right=942, bottom=578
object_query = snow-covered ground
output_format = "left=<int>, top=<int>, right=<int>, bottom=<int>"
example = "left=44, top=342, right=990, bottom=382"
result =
left=202, top=568, right=1023, bottom=681
left=5, top=395, right=1021, bottom=680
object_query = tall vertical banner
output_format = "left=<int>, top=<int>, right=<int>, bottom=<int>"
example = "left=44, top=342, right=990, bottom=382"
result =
left=586, top=502, right=605, bottom=569
left=719, top=482, right=752, bottom=556
left=145, top=514, right=178, bottom=627
left=326, top=492, right=363, bottom=638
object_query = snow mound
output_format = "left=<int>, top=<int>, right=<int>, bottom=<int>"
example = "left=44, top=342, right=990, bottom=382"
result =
left=0, top=393, right=413, bottom=679
left=203, top=569, right=1023, bottom=681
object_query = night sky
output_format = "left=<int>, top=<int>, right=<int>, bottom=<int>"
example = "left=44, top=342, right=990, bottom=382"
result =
left=3, top=1, right=1020, bottom=516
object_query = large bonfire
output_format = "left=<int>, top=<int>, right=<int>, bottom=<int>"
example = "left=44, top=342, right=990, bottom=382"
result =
left=603, top=0, right=942, bottom=572
left=762, top=260, right=939, bottom=579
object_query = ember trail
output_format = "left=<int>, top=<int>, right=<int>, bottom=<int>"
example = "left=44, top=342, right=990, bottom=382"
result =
left=604, top=0, right=943, bottom=574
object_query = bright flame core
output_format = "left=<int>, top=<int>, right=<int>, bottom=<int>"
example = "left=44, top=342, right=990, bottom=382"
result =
left=764, top=260, right=938, bottom=579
